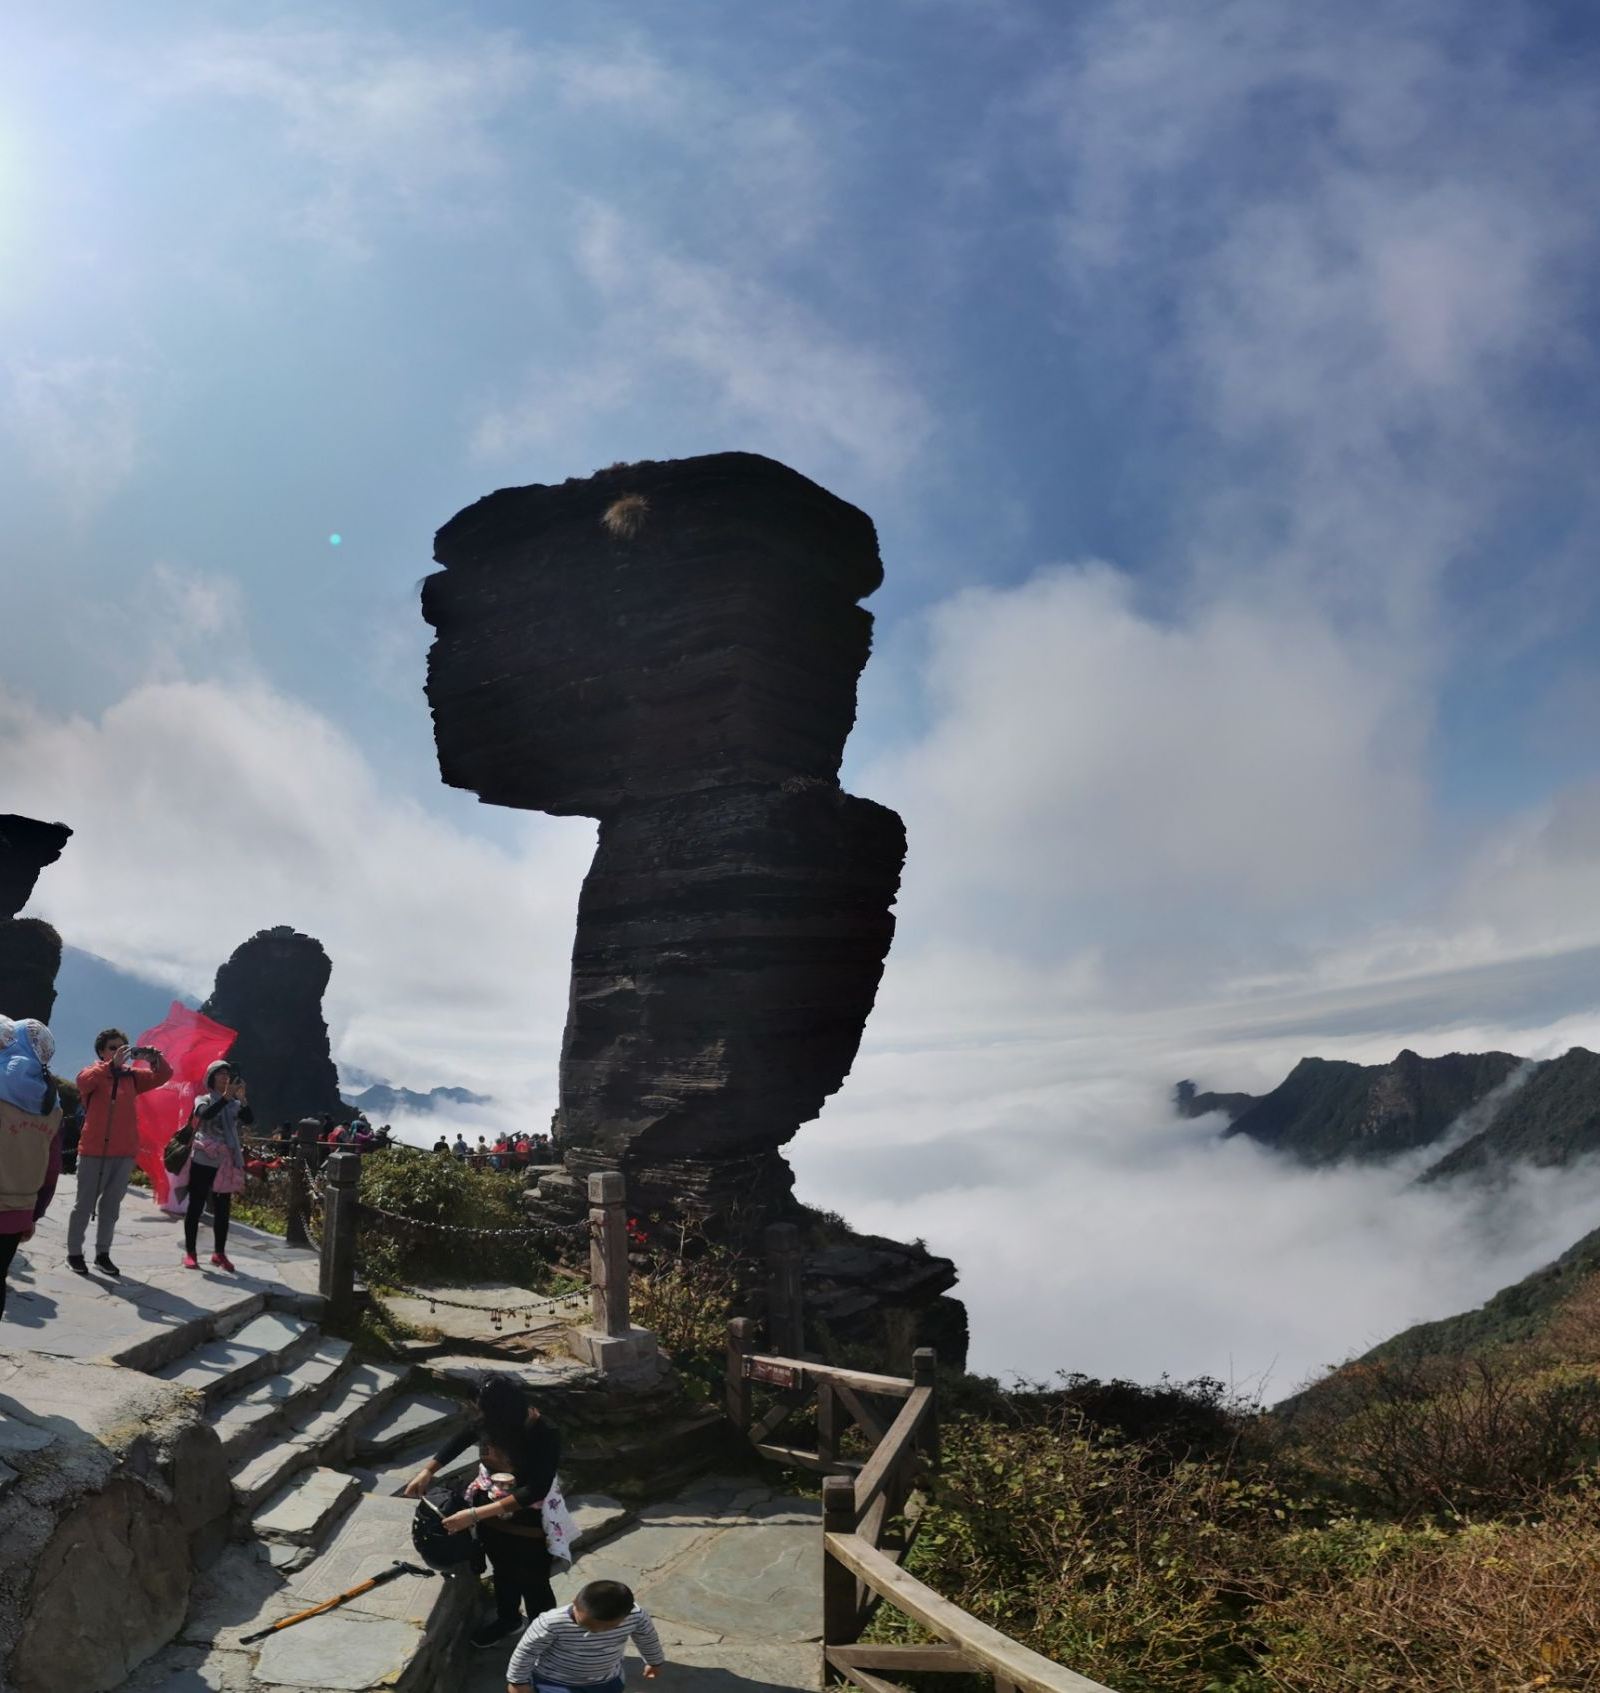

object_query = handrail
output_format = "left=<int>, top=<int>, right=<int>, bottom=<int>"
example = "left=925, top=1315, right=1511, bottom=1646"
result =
left=743, top=1352, right=916, bottom=1399
left=824, top=1532, right=1118, bottom=1693
left=852, top=1385, right=933, bottom=1514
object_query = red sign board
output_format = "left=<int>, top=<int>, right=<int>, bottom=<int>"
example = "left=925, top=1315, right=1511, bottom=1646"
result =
left=743, top=1357, right=803, bottom=1391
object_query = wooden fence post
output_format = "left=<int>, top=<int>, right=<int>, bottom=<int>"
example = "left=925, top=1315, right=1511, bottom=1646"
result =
left=284, top=1150, right=311, bottom=1248
left=588, top=1171, right=630, bottom=1339
left=726, top=1315, right=756, bottom=1433
left=816, top=1378, right=837, bottom=1469
left=317, top=1150, right=360, bottom=1319
left=764, top=1222, right=805, bottom=1357
left=822, top=1473, right=860, bottom=1667
left=913, top=1346, right=939, bottom=1476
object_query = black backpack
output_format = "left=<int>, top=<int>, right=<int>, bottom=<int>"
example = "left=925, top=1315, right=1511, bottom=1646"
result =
left=411, top=1485, right=479, bottom=1571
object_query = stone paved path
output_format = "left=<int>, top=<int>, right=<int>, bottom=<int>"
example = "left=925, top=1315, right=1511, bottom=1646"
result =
left=5, top=1185, right=823, bottom=1692
left=461, top=1476, right=822, bottom=1693
left=1, top=1183, right=319, bottom=1366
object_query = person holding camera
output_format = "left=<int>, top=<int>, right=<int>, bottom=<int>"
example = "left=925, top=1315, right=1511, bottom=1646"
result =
left=69, top=1027, right=173, bottom=1276
left=184, top=1059, right=251, bottom=1271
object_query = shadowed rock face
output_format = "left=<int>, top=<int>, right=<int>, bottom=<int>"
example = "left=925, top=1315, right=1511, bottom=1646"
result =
left=423, top=452, right=907, bottom=1213
left=0, top=815, right=72, bottom=1023
left=201, top=926, right=344, bottom=1130
left=0, top=816, right=71, bottom=922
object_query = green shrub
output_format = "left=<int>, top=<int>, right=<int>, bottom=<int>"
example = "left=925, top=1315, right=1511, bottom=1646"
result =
left=352, top=1145, right=566, bottom=1289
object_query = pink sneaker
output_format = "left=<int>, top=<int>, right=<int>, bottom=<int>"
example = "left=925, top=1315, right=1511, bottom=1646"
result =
left=182, top=1253, right=198, bottom=1269
left=210, top=1253, right=235, bottom=1273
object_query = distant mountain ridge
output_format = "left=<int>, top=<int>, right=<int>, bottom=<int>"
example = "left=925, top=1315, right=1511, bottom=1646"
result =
left=349, top=1082, right=493, bottom=1117
left=49, top=946, right=201, bottom=1071
left=1183, top=1043, right=1600, bottom=1182
left=1181, top=1047, right=1519, bottom=1166
left=1418, top=1047, right=1600, bottom=1181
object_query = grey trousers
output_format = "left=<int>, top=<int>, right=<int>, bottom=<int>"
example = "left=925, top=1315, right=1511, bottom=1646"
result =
left=66, top=1155, right=137, bottom=1257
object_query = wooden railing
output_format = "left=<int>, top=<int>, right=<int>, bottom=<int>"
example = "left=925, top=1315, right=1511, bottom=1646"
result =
left=727, top=1319, right=1116, bottom=1693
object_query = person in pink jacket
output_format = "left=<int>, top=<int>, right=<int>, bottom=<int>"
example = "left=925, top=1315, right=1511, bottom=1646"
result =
left=0, top=1017, right=64, bottom=1321
left=69, top=1026, right=173, bottom=1276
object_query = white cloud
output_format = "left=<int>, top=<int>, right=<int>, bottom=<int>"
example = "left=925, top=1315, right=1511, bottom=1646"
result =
left=864, top=562, right=1425, bottom=970
left=0, top=678, right=593, bottom=1104
left=473, top=202, right=932, bottom=483
left=1025, top=1, right=1597, bottom=641
left=791, top=1005, right=1600, bottom=1388
left=152, top=26, right=536, bottom=252
left=6, top=355, right=147, bottom=519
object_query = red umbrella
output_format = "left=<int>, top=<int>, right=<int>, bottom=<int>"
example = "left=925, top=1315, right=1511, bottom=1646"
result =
left=134, top=1003, right=237, bottom=1205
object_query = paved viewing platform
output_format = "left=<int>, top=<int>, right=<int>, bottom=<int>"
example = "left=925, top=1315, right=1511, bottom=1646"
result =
left=1, top=1185, right=322, bottom=1368
left=1, top=1182, right=824, bottom=1693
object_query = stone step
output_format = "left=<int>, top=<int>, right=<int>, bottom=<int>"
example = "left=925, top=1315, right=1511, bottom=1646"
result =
left=415, top=1351, right=592, bottom=1392
left=263, top=1493, right=480, bottom=1690
left=119, top=1508, right=479, bottom=1693
left=107, top=1283, right=271, bottom=1375
left=153, top=1310, right=320, bottom=1405
left=253, top=1465, right=364, bottom=1547
left=351, top=1435, right=479, bottom=1501
left=353, top=1391, right=473, bottom=1462
left=231, top=1361, right=411, bottom=1515
left=212, top=1336, right=355, bottom=1463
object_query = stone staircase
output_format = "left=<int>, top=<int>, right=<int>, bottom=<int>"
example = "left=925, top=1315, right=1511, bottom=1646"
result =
left=108, top=1283, right=487, bottom=1693
left=2, top=1205, right=682, bottom=1693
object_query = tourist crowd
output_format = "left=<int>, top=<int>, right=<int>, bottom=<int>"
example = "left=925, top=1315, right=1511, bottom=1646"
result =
left=431, top=1130, right=556, bottom=1170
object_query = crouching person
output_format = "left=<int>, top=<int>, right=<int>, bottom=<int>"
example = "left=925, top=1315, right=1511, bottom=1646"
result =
left=507, top=1580, right=664, bottom=1693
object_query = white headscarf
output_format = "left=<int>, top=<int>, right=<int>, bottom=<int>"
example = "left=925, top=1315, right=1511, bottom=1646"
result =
left=17, top=1018, right=55, bottom=1065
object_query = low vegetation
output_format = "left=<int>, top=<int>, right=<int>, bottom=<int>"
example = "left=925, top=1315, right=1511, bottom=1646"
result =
left=880, top=1270, right=1600, bottom=1693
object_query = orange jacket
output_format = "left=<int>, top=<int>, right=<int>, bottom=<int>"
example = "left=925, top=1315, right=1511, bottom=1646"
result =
left=76, top=1052, right=174, bottom=1160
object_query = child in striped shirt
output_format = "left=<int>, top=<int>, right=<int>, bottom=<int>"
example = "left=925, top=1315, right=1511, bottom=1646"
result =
left=507, top=1580, right=666, bottom=1693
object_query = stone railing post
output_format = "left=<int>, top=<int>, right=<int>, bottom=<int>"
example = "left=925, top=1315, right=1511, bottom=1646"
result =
left=284, top=1149, right=311, bottom=1249
left=764, top=1222, right=805, bottom=1356
left=317, top=1151, right=360, bottom=1319
left=726, top=1315, right=757, bottom=1432
left=566, top=1170, right=658, bottom=1377
left=588, top=1170, right=630, bottom=1338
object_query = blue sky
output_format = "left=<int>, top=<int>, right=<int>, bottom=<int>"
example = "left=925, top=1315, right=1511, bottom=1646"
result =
left=7, top=0, right=1600, bottom=1379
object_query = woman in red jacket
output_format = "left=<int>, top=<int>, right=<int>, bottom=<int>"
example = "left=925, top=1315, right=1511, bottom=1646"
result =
left=69, top=1027, right=172, bottom=1276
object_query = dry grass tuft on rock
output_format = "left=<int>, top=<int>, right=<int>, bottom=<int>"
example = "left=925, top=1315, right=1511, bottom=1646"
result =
left=601, top=493, right=650, bottom=538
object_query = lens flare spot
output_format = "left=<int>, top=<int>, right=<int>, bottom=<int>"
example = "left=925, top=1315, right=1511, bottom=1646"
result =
left=329, top=533, right=343, bottom=546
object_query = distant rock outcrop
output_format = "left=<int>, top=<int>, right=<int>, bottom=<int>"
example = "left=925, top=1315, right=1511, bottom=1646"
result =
left=0, top=814, right=72, bottom=1024
left=201, top=927, right=344, bottom=1129
left=423, top=452, right=907, bottom=1218
left=1220, top=1048, right=1522, bottom=1165
left=1173, top=1079, right=1257, bottom=1122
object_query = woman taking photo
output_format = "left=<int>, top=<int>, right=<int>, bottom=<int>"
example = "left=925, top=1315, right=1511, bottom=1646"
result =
left=184, top=1059, right=250, bottom=1271
left=403, top=1376, right=561, bottom=1649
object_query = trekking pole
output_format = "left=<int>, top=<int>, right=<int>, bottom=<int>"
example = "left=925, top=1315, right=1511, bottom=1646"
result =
left=236, top=1560, right=436, bottom=1644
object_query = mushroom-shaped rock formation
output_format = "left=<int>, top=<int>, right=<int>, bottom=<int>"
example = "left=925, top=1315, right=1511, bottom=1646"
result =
left=0, top=814, right=73, bottom=1023
left=423, top=452, right=908, bottom=1216
left=201, top=927, right=345, bottom=1130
